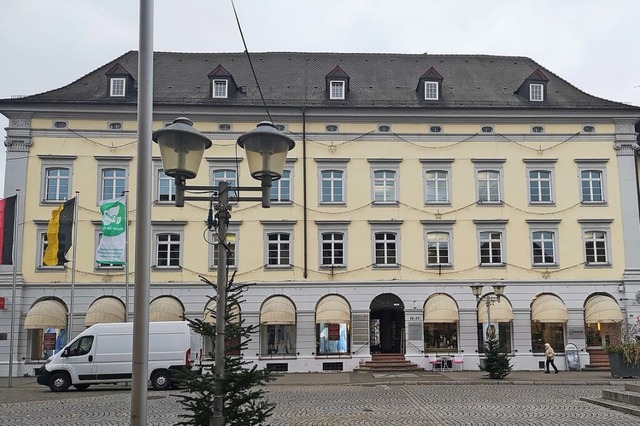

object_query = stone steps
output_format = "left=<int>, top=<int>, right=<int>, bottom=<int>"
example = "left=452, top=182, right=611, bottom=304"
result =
left=581, top=383, right=640, bottom=417
left=355, top=354, right=425, bottom=373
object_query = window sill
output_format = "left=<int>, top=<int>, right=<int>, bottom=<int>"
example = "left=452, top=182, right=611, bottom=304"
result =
left=36, top=266, right=66, bottom=271
left=479, top=263, right=506, bottom=268
left=264, top=265, right=293, bottom=270
left=372, top=201, right=399, bottom=206
left=580, top=201, right=607, bottom=206
left=319, top=202, right=346, bottom=206
left=258, top=354, right=297, bottom=360
left=152, top=266, right=182, bottom=271
left=529, top=202, right=555, bottom=206
left=319, top=265, right=346, bottom=270
left=154, top=200, right=177, bottom=206
left=426, top=264, right=452, bottom=269
left=314, top=354, right=352, bottom=359
left=96, top=266, right=125, bottom=271
left=372, top=264, right=400, bottom=269
left=424, top=201, right=451, bottom=206
left=584, top=262, right=612, bottom=268
left=270, top=201, right=293, bottom=206
left=476, top=201, right=504, bottom=206
left=532, top=263, right=558, bottom=268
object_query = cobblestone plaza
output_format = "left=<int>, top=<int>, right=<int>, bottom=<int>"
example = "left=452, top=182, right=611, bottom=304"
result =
left=1, top=381, right=639, bottom=425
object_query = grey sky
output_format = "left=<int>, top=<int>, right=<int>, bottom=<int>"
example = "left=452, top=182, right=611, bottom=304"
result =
left=1, top=0, right=639, bottom=197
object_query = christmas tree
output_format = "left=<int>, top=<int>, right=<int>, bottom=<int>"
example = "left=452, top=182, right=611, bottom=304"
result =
left=481, top=335, right=513, bottom=379
left=175, top=274, right=275, bottom=426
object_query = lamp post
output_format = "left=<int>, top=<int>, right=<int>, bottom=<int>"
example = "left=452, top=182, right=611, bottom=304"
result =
left=470, top=283, right=506, bottom=342
left=153, top=117, right=294, bottom=426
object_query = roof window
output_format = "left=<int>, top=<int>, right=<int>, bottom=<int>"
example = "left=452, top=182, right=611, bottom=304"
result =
left=208, top=65, right=237, bottom=100
left=212, top=80, right=228, bottom=98
left=325, top=66, right=350, bottom=100
left=515, top=69, right=548, bottom=103
left=417, top=67, right=443, bottom=102
left=330, top=81, right=345, bottom=100
left=530, top=84, right=544, bottom=102
left=105, top=63, right=134, bottom=98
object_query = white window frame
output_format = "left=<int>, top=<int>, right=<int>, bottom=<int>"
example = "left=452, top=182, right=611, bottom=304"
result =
left=270, top=160, right=295, bottom=204
left=316, top=221, right=349, bottom=269
left=212, top=79, right=228, bottom=98
left=39, top=155, right=75, bottom=204
left=262, top=221, right=295, bottom=269
left=34, top=222, right=65, bottom=271
left=579, top=220, right=612, bottom=267
left=210, top=223, right=240, bottom=270
left=316, top=159, right=348, bottom=205
left=110, top=78, right=126, bottom=97
left=473, top=160, right=505, bottom=204
left=527, top=220, right=561, bottom=267
left=422, top=220, right=455, bottom=268
left=529, top=83, right=544, bottom=102
left=475, top=220, right=508, bottom=267
left=152, top=222, right=185, bottom=270
left=369, top=160, right=400, bottom=205
left=370, top=221, right=402, bottom=268
left=153, top=161, right=176, bottom=204
left=329, top=80, right=345, bottom=100
left=424, top=81, right=439, bottom=100
left=96, top=157, right=131, bottom=203
left=208, top=158, right=242, bottom=201
left=421, top=159, right=453, bottom=205
left=576, top=160, right=608, bottom=204
left=524, top=159, right=557, bottom=205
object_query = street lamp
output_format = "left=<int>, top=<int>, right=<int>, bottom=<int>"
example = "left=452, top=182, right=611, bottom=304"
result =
left=470, top=283, right=506, bottom=342
left=153, top=117, right=294, bottom=426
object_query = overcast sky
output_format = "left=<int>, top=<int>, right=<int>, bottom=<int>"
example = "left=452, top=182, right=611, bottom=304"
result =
left=1, top=0, right=639, bottom=197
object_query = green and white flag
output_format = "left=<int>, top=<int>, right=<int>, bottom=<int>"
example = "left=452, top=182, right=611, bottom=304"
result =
left=96, top=196, right=126, bottom=265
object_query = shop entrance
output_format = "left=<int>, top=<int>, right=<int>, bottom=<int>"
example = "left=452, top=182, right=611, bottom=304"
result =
left=586, top=322, right=620, bottom=349
left=369, top=294, right=405, bottom=354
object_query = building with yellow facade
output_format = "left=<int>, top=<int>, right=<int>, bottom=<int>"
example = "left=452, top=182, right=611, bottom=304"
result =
left=1, top=51, right=639, bottom=376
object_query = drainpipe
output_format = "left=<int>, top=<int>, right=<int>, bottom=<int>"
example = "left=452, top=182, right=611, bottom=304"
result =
left=302, top=108, right=308, bottom=278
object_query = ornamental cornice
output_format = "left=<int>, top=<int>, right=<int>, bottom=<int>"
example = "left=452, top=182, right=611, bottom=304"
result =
left=613, top=141, right=640, bottom=155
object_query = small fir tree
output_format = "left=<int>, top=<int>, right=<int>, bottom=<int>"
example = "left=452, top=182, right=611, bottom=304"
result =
left=174, top=273, right=275, bottom=426
left=480, top=335, right=513, bottom=379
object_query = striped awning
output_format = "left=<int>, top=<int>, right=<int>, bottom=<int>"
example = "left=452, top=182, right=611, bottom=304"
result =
left=478, top=296, right=513, bottom=323
left=531, top=294, right=568, bottom=323
left=584, top=295, right=623, bottom=324
left=203, top=299, right=240, bottom=324
left=316, top=295, right=350, bottom=324
left=424, top=294, right=458, bottom=323
left=149, top=296, right=184, bottom=322
left=84, top=296, right=126, bottom=327
left=261, top=296, right=296, bottom=325
left=24, top=299, right=67, bottom=329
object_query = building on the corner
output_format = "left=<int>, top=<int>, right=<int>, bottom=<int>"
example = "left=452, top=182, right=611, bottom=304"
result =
left=1, top=51, right=639, bottom=376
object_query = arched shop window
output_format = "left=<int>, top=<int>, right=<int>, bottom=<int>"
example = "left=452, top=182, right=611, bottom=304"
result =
left=84, top=296, right=126, bottom=327
left=149, top=296, right=184, bottom=322
left=260, top=296, right=296, bottom=356
left=24, top=298, right=68, bottom=361
left=202, top=298, right=241, bottom=358
left=584, top=293, right=623, bottom=349
left=315, top=295, right=351, bottom=355
left=477, top=295, right=513, bottom=353
left=423, top=293, right=459, bottom=353
left=530, top=293, right=568, bottom=354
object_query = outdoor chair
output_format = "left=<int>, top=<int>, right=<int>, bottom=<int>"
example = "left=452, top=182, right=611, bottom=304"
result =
left=452, top=353, right=464, bottom=371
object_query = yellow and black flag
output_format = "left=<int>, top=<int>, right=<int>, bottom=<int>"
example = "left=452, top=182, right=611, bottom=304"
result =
left=44, top=198, right=76, bottom=266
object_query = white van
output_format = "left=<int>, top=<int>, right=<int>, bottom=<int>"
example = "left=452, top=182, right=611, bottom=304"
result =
left=36, top=321, right=202, bottom=392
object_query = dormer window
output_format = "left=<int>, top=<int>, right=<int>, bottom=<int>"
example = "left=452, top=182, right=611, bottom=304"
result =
left=212, top=80, right=228, bottom=98
left=417, top=67, right=443, bottom=103
left=208, top=65, right=237, bottom=100
left=530, top=83, right=544, bottom=102
left=330, top=81, right=345, bottom=100
left=424, top=81, right=439, bottom=100
left=516, top=69, right=548, bottom=103
left=325, top=66, right=350, bottom=101
left=105, top=63, right=134, bottom=98
left=110, top=78, right=126, bottom=97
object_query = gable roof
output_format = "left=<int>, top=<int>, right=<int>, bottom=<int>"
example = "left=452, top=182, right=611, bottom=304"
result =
left=1, top=50, right=637, bottom=110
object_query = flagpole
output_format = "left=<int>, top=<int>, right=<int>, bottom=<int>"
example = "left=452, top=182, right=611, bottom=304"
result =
left=8, top=189, right=19, bottom=388
left=124, top=190, right=130, bottom=322
left=69, top=192, right=79, bottom=339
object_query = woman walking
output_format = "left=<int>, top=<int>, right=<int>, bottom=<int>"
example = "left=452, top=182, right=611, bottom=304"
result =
left=544, top=343, right=559, bottom=374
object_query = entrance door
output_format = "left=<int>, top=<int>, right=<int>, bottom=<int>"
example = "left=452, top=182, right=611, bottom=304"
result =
left=586, top=323, right=619, bottom=348
left=370, top=294, right=404, bottom=354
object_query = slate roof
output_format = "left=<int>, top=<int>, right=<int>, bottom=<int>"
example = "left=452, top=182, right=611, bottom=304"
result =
left=1, top=51, right=637, bottom=110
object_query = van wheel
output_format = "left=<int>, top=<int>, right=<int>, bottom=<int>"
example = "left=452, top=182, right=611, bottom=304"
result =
left=74, top=384, right=90, bottom=391
left=151, top=370, right=172, bottom=391
left=49, top=372, right=71, bottom=392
